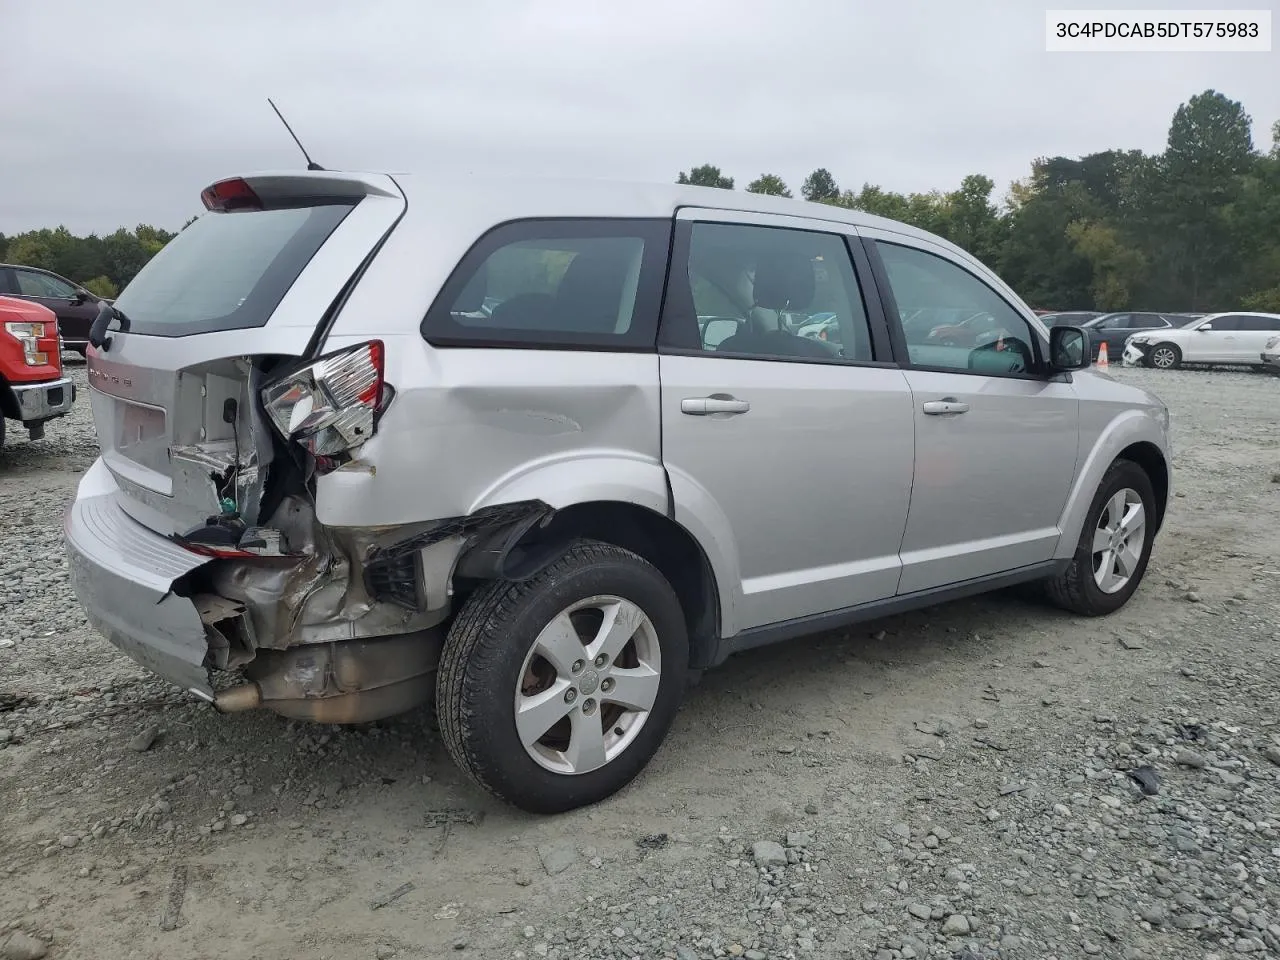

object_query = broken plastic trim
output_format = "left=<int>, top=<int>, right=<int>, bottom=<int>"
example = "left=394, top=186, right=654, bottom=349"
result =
left=362, top=500, right=553, bottom=607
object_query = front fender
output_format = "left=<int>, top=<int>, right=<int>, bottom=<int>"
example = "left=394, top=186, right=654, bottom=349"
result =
left=1054, top=407, right=1170, bottom=560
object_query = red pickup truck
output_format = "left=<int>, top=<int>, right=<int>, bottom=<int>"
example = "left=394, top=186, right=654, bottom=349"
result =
left=0, top=296, right=76, bottom=450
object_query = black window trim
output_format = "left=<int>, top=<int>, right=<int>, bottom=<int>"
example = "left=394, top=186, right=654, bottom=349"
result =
left=655, top=218, right=899, bottom=369
left=421, top=216, right=673, bottom=353
left=861, top=236, right=1066, bottom=383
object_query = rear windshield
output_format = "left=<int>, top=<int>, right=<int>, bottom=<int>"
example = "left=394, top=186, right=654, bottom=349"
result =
left=113, top=202, right=354, bottom=337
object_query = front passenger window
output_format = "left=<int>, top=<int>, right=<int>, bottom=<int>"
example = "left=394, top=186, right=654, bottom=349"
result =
left=875, top=241, right=1038, bottom=376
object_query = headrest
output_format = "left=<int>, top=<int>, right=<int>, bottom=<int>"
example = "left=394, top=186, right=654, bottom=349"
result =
left=555, top=250, right=633, bottom=331
left=752, top=249, right=815, bottom=311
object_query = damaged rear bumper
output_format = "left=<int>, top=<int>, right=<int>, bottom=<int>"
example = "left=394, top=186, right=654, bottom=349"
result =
left=64, top=459, right=216, bottom=699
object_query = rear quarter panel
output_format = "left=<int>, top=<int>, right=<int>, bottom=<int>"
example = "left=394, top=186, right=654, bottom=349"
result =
left=314, top=183, right=669, bottom=528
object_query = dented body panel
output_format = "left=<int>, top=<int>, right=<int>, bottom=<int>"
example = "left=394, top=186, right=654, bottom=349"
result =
left=312, top=342, right=667, bottom=527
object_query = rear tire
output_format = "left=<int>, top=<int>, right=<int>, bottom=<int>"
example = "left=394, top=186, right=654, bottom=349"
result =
left=1045, top=460, right=1157, bottom=617
left=436, top=539, right=689, bottom=814
left=1145, top=343, right=1181, bottom=370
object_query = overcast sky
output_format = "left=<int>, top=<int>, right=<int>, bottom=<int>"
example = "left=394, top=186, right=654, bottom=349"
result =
left=3, top=0, right=1277, bottom=235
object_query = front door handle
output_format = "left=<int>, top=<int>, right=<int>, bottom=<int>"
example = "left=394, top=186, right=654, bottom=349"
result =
left=922, top=398, right=969, bottom=416
left=681, top=396, right=751, bottom=416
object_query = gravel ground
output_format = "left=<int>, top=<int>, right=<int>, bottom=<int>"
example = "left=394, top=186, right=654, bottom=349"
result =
left=1, top=359, right=1279, bottom=960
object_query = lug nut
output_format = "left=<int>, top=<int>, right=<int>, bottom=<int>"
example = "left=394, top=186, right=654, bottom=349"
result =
left=594, top=654, right=608, bottom=668
left=571, top=659, right=585, bottom=674
left=601, top=678, right=615, bottom=692
left=564, top=689, right=577, bottom=704
left=582, top=698, right=597, bottom=715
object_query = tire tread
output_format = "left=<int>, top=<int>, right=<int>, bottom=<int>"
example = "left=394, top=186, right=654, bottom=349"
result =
left=436, top=539, right=666, bottom=808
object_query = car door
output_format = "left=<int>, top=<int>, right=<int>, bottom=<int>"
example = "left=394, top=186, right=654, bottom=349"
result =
left=658, top=209, right=915, bottom=632
left=10, top=267, right=96, bottom=344
left=1237, top=314, right=1280, bottom=360
left=863, top=231, right=1081, bottom=595
left=1185, top=314, right=1241, bottom=362
left=1091, top=313, right=1134, bottom=359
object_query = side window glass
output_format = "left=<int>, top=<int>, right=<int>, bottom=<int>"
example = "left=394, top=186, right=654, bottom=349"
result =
left=1132, top=315, right=1164, bottom=329
left=423, top=219, right=669, bottom=349
left=16, top=270, right=74, bottom=298
left=1205, top=315, right=1237, bottom=331
left=679, top=222, right=875, bottom=363
left=1239, top=315, right=1280, bottom=332
left=875, top=242, right=1038, bottom=376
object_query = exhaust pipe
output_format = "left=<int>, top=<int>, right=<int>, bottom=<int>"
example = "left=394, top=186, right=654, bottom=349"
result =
left=214, top=682, right=263, bottom=713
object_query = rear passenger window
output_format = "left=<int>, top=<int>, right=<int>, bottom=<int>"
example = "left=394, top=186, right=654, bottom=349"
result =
left=660, top=222, right=876, bottom=363
left=1239, top=314, right=1280, bottom=331
left=423, top=219, right=671, bottom=350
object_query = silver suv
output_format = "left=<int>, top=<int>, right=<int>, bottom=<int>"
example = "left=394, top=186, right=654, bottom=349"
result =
left=65, top=171, right=1171, bottom=813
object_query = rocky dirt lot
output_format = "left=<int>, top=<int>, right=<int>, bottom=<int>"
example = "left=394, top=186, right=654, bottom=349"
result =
left=1, top=360, right=1279, bottom=960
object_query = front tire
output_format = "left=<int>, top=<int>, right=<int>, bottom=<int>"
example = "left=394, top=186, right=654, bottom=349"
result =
left=436, top=539, right=689, bottom=814
left=1045, top=460, right=1157, bottom=616
left=1145, top=343, right=1181, bottom=370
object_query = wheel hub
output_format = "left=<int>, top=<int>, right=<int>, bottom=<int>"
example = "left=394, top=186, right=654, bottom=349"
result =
left=513, top=595, right=663, bottom=776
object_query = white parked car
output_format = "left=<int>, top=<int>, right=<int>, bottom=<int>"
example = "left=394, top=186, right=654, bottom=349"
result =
left=1122, top=311, right=1280, bottom=370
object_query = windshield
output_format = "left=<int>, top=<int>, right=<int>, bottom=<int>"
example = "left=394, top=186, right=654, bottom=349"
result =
left=113, top=202, right=354, bottom=337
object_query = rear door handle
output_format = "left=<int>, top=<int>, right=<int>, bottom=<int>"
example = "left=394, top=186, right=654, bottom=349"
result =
left=681, top=396, right=751, bottom=416
left=922, top=398, right=969, bottom=416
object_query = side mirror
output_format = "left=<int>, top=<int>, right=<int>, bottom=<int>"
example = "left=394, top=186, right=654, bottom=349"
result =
left=1196, top=324, right=1211, bottom=331
left=1049, top=325, right=1090, bottom=371
left=71, top=291, right=89, bottom=305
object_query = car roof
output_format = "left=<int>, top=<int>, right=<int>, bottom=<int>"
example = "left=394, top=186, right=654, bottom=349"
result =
left=1201, top=311, right=1280, bottom=320
left=236, top=169, right=988, bottom=269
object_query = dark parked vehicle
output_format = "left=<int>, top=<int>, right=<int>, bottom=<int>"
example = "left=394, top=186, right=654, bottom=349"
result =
left=1081, top=312, right=1181, bottom=361
left=1038, top=311, right=1101, bottom=328
left=0, top=264, right=105, bottom=355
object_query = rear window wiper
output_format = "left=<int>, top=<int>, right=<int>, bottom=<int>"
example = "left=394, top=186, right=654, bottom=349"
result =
left=89, top=301, right=132, bottom=351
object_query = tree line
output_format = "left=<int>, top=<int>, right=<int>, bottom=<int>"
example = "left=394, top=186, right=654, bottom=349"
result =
left=678, top=89, right=1280, bottom=313
left=0, top=223, right=189, bottom=300
left=2, top=89, right=1275, bottom=313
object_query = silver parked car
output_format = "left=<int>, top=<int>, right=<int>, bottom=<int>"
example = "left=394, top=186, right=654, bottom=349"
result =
left=65, top=172, right=1171, bottom=813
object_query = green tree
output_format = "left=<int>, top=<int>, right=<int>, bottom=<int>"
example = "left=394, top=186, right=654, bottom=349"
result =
left=82, top=276, right=120, bottom=299
left=1145, top=90, right=1257, bottom=308
left=677, top=164, right=734, bottom=189
left=745, top=174, right=792, bottom=197
left=1066, top=221, right=1147, bottom=309
left=801, top=168, right=840, bottom=204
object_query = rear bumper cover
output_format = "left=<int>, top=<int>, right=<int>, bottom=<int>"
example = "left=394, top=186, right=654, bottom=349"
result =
left=64, top=458, right=215, bottom=698
left=12, top=376, right=75, bottom=423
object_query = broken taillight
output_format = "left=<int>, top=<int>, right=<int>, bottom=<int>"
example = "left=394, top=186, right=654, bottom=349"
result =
left=261, top=341, right=387, bottom=460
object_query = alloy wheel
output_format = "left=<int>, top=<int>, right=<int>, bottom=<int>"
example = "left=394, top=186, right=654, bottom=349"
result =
left=1092, top=488, right=1146, bottom=594
left=514, top=595, right=662, bottom=775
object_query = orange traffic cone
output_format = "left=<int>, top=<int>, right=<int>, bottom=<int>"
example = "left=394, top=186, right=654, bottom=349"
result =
left=1097, top=342, right=1109, bottom=368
